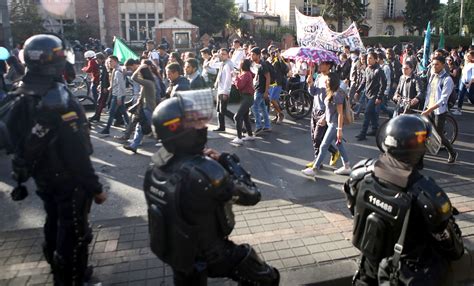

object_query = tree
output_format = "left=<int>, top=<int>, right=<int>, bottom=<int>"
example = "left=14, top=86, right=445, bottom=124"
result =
left=404, top=0, right=440, bottom=36
left=322, top=0, right=367, bottom=32
left=9, top=0, right=46, bottom=44
left=434, top=0, right=474, bottom=36
left=191, top=0, right=239, bottom=36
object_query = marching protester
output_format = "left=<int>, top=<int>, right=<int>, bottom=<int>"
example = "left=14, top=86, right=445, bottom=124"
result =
left=165, top=62, right=190, bottom=98
left=82, top=50, right=100, bottom=103
left=184, top=58, right=206, bottom=90
left=250, top=47, right=272, bottom=134
left=99, top=55, right=129, bottom=136
left=355, top=52, right=387, bottom=141
left=302, top=72, right=352, bottom=177
left=232, top=58, right=256, bottom=145
left=200, top=47, right=219, bottom=86
left=123, top=64, right=157, bottom=153
left=88, top=52, right=110, bottom=122
left=421, top=56, right=458, bottom=163
left=214, top=48, right=235, bottom=132
left=393, top=61, right=424, bottom=113
left=268, top=46, right=288, bottom=123
left=455, top=50, right=474, bottom=115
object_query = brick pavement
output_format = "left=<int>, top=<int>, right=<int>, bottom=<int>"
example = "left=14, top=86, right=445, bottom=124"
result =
left=1, top=176, right=474, bottom=285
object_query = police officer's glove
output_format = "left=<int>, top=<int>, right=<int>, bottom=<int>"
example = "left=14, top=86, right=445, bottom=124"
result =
left=94, top=191, right=107, bottom=205
left=11, top=156, right=30, bottom=183
left=11, top=183, right=28, bottom=201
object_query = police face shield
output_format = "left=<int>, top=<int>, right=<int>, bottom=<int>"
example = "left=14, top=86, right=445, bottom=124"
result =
left=63, top=40, right=75, bottom=65
left=420, top=116, right=441, bottom=155
left=177, top=89, right=214, bottom=130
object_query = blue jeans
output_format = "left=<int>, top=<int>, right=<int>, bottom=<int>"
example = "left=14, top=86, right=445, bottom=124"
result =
left=360, top=97, right=378, bottom=135
left=91, top=83, right=99, bottom=103
left=354, top=92, right=366, bottom=114
left=105, top=96, right=129, bottom=131
left=314, top=123, right=349, bottom=168
left=130, top=108, right=152, bottom=149
left=252, top=92, right=271, bottom=129
left=376, top=96, right=393, bottom=117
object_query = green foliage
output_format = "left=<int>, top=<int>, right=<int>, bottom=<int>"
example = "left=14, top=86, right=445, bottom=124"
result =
left=404, top=0, right=440, bottom=35
left=362, top=35, right=472, bottom=49
left=62, top=21, right=97, bottom=44
left=321, top=0, right=368, bottom=32
left=433, top=0, right=474, bottom=36
left=191, top=0, right=239, bottom=35
left=9, top=0, right=46, bottom=44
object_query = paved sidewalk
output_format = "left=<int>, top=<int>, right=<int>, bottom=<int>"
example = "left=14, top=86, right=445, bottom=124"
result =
left=1, top=175, right=474, bottom=285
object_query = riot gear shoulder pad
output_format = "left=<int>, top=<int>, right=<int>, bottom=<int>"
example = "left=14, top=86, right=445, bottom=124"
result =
left=187, top=156, right=231, bottom=196
left=344, top=158, right=375, bottom=215
left=411, top=176, right=453, bottom=233
left=37, top=82, right=71, bottom=114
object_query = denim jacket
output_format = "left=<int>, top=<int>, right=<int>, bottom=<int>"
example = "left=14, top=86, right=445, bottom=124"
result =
left=424, top=69, right=453, bottom=115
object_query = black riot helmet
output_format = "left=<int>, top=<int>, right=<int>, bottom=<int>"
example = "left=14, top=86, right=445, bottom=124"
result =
left=23, top=34, right=75, bottom=77
left=377, top=114, right=431, bottom=166
left=152, top=89, right=214, bottom=154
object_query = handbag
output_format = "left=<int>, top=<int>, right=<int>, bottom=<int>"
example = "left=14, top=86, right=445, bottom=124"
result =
left=343, top=93, right=354, bottom=125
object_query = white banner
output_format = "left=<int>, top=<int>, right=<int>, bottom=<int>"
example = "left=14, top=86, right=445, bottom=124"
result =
left=295, top=8, right=365, bottom=52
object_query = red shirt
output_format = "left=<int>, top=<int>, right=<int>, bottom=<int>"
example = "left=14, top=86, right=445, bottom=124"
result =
left=81, top=59, right=100, bottom=84
left=234, top=71, right=254, bottom=95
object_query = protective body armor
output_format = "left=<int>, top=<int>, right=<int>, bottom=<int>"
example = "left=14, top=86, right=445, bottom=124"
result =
left=345, top=158, right=464, bottom=284
left=144, top=150, right=261, bottom=274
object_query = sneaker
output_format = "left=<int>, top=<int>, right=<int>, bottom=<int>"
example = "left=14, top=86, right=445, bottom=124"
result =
left=329, top=151, right=341, bottom=166
left=334, top=166, right=352, bottom=176
left=263, top=127, right=271, bottom=132
left=366, top=130, right=377, bottom=136
left=451, top=109, right=462, bottom=116
left=213, top=127, right=225, bottom=132
left=355, top=134, right=366, bottom=141
left=448, top=152, right=458, bottom=164
left=305, top=161, right=315, bottom=168
left=242, top=135, right=256, bottom=141
left=231, top=137, right=244, bottom=145
left=99, top=129, right=110, bottom=137
left=301, top=167, right=317, bottom=177
left=88, top=116, right=100, bottom=122
left=123, top=144, right=137, bottom=153
left=254, top=128, right=264, bottom=135
left=278, top=113, right=285, bottom=123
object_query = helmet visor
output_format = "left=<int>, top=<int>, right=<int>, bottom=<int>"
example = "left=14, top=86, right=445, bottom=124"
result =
left=177, top=89, right=214, bottom=129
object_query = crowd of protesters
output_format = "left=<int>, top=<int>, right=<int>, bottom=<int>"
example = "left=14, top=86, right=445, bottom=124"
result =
left=2, top=37, right=473, bottom=175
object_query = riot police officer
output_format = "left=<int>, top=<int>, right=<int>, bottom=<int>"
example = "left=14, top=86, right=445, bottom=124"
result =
left=144, top=89, right=280, bottom=285
left=344, top=114, right=464, bottom=286
left=0, top=34, right=107, bottom=285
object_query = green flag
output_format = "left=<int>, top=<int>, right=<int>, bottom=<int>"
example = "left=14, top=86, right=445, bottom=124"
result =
left=438, top=31, right=445, bottom=50
left=113, top=37, right=139, bottom=64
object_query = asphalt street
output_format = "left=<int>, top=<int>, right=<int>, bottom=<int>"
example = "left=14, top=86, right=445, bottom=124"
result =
left=1, top=102, right=474, bottom=231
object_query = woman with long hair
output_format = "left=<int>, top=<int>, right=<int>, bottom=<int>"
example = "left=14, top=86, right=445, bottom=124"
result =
left=143, top=59, right=165, bottom=102
left=231, top=59, right=255, bottom=145
left=302, top=72, right=352, bottom=177
left=123, top=64, right=157, bottom=153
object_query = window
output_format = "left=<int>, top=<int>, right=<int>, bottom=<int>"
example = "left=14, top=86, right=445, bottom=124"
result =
left=121, top=13, right=157, bottom=41
left=303, top=0, right=312, bottom=16
left=174, top=32, right=190, bottom=49
left=385, top=25, right=395, bottom=36
left=386, top=0, right=394, bottom=18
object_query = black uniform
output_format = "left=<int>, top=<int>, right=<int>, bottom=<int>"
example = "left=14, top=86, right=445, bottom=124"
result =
left=145, top=91, right=279, bottom=285
left=344, top=153, right=464, bottom=285
left=3, top=72, right=103, bottom=285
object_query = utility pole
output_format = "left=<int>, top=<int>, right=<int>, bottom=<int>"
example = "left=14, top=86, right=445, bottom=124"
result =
left=459, top=0, right=464, bottom=36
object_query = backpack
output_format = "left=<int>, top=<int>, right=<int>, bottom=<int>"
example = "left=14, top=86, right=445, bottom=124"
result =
left=439, top=73, right=457, bottom=109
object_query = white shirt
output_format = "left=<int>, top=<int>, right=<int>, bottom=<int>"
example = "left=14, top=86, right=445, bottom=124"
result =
left=216, top=59, right=233, bottom=95
left=231, top=48, right=246, bottom=70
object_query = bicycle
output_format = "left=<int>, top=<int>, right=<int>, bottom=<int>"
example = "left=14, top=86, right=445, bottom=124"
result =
left=279, top=81, right=313, bottom=120
left=376, top=97, right=458, bottom=155
left=69, top=75, right=96, bottom=106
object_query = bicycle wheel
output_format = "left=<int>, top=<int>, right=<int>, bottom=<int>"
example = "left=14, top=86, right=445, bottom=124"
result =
left=375, top=119, right=389, bottom=152
left=443, top=114, right=458, bottom=145
left=285, top=89, right=312, bottom=119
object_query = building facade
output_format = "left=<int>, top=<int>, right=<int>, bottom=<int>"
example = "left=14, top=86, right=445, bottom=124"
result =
left=8, top=0, right=192, bottom=47
left=242, top=0, right=407, bottom=37
left=0, top=0, right=12, bottom=48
